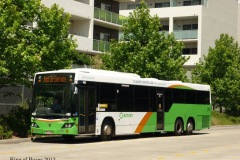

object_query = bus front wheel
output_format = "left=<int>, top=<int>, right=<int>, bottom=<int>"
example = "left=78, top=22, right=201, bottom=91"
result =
left=174, top=118, right=183, bottom=136
left=100, top=119, right=113, bottom=141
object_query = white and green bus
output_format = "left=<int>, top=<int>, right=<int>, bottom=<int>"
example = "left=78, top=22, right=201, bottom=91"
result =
left=31, top=68, right=211, bottom=141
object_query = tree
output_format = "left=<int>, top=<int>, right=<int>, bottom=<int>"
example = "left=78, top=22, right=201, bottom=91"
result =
left=72, top=53, right=93, bottom=67
left=102, top=1, right=188, bottom=81
left=192, top=34, right=240, bottom=114
left=0, top=0, right=78, bottom=89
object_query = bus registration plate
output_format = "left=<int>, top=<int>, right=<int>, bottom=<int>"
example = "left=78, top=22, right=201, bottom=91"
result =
left=45, top=131, right=53, bottom=134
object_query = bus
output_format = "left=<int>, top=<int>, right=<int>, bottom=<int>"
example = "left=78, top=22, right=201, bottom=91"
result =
left=30, top=68, right=211, bottom=141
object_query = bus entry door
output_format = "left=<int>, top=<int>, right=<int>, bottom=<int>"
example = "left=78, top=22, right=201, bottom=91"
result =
left=79, top=88, right=96, bottom=134
left=156, top=92, right=164, bottom=130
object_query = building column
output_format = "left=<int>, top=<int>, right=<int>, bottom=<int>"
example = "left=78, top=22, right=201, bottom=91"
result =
left=169, top=17, right=174, bottom=33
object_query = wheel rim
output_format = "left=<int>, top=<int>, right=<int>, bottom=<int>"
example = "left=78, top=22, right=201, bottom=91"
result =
left=176, top=121, right=182, bottom=132
left=103, top=124, right=112, bottom=136
left=187, top=121, right=193, bottom=133
left=187, top=122, right=193, bottom=131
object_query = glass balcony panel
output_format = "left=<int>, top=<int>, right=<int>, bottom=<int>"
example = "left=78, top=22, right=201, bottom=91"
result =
left=94, top=7, right=127, bottom=25
left=171, top=0, right=206, bottom=7
left=174, top=30, right=198, bottom=39
left=93, top=39, right=110, bottom=52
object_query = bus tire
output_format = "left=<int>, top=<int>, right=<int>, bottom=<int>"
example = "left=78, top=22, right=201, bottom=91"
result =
left=186, top=119, right=194, bottom=135
left=100, top=119, right=113, bottom=141
left=174, top=118, right=183, bottom=136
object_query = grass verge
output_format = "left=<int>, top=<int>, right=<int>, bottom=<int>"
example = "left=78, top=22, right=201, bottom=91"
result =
left=211, top=110, right=240, bottom=126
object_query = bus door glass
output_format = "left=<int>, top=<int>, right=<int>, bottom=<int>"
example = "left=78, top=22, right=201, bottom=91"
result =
left=156, top=91, right=164, bottom=130
left=79, top=87, right=96, bottom=134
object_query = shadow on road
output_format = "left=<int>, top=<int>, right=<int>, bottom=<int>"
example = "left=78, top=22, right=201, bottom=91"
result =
left=32, top=131, right=209, bottom=144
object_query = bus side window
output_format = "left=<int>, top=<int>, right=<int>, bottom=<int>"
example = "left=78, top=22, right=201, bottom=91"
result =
left=134, top=86, right=149, bottom=112
left=165, top=88, right=173, bottom=112
left=99, top=83, right=117, bottom=111
left=117, top=85, right=134, bottom=112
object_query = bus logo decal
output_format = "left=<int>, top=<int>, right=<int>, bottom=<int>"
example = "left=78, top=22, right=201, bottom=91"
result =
left=119, top=112, right=133, bottom=119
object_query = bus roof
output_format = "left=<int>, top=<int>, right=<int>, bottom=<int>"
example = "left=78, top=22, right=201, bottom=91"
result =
left=35, top=68, right=210, bottom=91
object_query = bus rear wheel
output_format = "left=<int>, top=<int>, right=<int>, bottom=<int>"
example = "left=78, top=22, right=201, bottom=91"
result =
left=186, top=119, right=194, bottom=135
left=174, top=118, right=183, bottom=136
left=100, top=119, right=113, bottom=141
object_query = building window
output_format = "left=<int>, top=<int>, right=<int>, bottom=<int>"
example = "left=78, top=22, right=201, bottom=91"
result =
left=183, top=24, right=198, bottom=30
left=182, top=48, right=197, bottom=55
left=127, top=3, right=141, bottom=9
left=101, top=3, right=111, bottom=11
left=192, top=0, right=201, bottom=5
left=100, top=33, right=110, bottom=42
left=183, top=1, right=192, bottom=6
left=159, top=25, right=169, bottom=31
left=183, top=24, right=191, bottom=30
left=183, top=0, right=201, bottom=6
left=155, top=2, right=170, bottom=8
left=192, top=24, right=198, bottom=29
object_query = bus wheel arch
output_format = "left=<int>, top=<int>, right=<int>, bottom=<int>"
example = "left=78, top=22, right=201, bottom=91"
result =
left=186, top=117, right=195, bottom=135
left=174, top=117, right=184, bottom=136
left=99, top=117, right=115, bottom=141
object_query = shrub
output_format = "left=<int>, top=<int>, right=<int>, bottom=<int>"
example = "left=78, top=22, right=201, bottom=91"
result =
left=0, top=102, right=31, bottom=139
left=0, top=118, right=13, bottom=139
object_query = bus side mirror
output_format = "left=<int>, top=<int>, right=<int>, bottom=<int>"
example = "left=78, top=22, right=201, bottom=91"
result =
left=71, top=83, right=78, bottom=94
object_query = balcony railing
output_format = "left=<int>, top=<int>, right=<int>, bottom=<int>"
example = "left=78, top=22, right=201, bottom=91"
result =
left=94, top=7, right=128, bottom=25
left=171, top=0, right=207, bottom=7
left=93, top=39, right=110, bottom=52
left=174, top=30, right=198, bottom=39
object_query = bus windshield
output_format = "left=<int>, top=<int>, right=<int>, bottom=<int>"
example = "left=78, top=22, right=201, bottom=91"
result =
left=32, top=84, right=73, bottom=118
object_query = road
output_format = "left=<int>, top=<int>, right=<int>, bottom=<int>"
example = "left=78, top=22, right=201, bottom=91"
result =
left=1, top=125, right=240, bottom=160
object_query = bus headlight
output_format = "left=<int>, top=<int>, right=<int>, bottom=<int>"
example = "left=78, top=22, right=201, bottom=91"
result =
left=62, top=123, right=74, bottom=128
left=31, top=122, right=39, bottom=128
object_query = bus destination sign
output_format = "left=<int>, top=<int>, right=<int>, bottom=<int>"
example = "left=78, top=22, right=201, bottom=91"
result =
left=35, top=73, right=75, bottom=84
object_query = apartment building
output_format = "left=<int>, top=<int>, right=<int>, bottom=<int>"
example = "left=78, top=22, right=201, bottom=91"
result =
left=41, top=0, right=239, bottom=77
left=120, top=0, right=239, bottom=78
left=41, top=0, right=133, bottom=54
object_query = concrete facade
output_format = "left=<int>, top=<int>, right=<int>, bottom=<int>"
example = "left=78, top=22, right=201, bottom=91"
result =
left=120, top=0, right=239, bottom=79
left=41, top=0, right=133, bottom=54
left=40, top=0, right=239, bottom=80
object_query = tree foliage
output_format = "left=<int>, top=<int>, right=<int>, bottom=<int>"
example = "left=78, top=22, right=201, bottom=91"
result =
left=102, top=1, right=188, bottom=81
left=0, top=0, right=78, bottom=89
left=192, top=34, right=240, bottom=114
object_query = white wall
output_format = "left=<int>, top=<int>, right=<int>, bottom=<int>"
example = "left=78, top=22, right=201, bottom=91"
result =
left=201, top=0, right=238, bottom=59
left=42, top=0, right=95, bottom=53
left=73, top=35, right=93, bottom=52
left=70, top=20, right=91, bottom=37
left=41, top=0, right=93, bottom=20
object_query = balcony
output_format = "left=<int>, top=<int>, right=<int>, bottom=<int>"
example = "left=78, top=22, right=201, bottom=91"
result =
left=93, top=39, right=110, bottom=52
left=94, top=8, right=128, bottom=25
left=174, top=30, right=198, bottom=40
left=42, top=0, right=92, bottom=20
left=171, top=0, right=208, bottom=7
left=73, top=35, right=93, bottom=52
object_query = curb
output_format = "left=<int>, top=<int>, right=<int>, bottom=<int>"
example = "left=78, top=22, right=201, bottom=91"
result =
left=0, top=138, right=31, bottom=144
